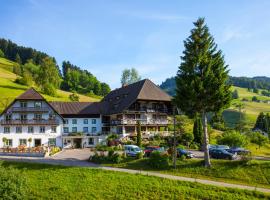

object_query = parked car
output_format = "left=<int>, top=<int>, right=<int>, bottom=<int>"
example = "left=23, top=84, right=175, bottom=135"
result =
left=177, top=148, right=194, bottom=159
left=124, top=145, right=143, bottom=157
left=208, top=144, right=230, bottom=150
left=227, top=147, right=250, bottom=155
left=144, top=146, right=164, bottom=157
left=209, top=149, right=237, bottom=160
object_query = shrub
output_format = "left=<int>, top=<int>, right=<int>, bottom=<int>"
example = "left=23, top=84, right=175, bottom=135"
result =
left=110, top=153, right=122, bottom=164
left=0, top=166, right=26, bottom=199
left=148, top=151, right=169, bottom=169
left=42, top=83, right=57, bottom=96
left=108, top=150, right=114, bottom=157
left=189, top=143, right=199, bottom=150
left=246, top=131, right=269, bottom=148
left=49, top=147, right=61, bottom=156
left=69, top=93, right=79, bottom=101
left=217, top=130, right=249, bottom=147
left=136, top=152, right=143, bottom=159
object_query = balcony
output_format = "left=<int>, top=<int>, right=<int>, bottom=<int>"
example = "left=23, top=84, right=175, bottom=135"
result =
left=125, top=108, right=169, bottom=113
left=111, top=118, right=168, bottom=126
left=10, top=107, right=49, bottom=113
left=1, top=119, right=60, bottom=125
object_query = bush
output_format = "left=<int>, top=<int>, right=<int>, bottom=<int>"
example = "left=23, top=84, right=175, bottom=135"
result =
left=246, top=131, right=269, bottom=148
left=189, top=143, right=199, bottom=150
left=0, top=166, right=26, bottom=199
left=69, top=93, right=79, bottom=101
left=136, top=152, right=143, bottom=159
left=108, top=150, right=114, bottom=157
left=42, top=83, right=57, bottom=96
left=148, top=151, right=169, bottom=169
left=49, top=147, right=61, bottom=156
left=217, top=130, right=249, bottom=147
left=110, top=153, right=122, bottom=164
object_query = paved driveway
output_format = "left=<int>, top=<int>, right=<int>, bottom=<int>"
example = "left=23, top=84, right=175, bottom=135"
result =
left=51, top=149, right=92, bottom=161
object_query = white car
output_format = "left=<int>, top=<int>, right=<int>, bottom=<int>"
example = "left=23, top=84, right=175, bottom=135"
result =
left=124, top=145, right=143, bottom=157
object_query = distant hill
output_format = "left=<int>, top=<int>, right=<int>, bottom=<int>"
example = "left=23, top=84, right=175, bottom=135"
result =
left=160, top=76, right=270, bottom=128
left=160, top=76, right=270, bottom=96
left=0, top=57, right=101, bottom=112
left=0, top=38, right=111, bottom=96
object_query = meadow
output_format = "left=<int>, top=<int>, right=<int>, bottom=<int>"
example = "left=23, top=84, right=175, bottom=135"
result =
left=105, top=158, right=270, bottom=189
left=0, top=58, right=101, bottom=112
left=0, top=161, right=268, bottom=200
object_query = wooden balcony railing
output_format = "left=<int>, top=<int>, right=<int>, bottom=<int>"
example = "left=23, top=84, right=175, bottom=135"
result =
left=10, top=107, right=49, bottom=112
left=1, top=119, right=60, bottom=125
left=111, top=119, right=168, bottom=125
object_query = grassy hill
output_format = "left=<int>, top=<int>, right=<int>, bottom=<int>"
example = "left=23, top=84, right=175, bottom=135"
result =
left=0, top=58, right=101, bottom=112
left=224, top=86, right=270, bottom=128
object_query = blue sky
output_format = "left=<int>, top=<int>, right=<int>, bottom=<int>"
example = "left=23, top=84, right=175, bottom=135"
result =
left=1, top=0, right=270, bottom=89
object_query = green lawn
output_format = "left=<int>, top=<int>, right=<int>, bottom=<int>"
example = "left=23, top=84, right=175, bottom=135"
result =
left=0, top=161, right=268, bottom=200
left=0, top=58, right=101, bottom=112
left=104, top=158, right=270, bottom=189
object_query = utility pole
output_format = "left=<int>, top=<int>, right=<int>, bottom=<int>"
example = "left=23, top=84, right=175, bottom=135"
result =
left=173, top=106, right=177, bottom=169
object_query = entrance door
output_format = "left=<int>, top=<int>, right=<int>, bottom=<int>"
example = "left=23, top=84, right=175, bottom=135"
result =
left=73, top=138, right=82, bottom=148
left=34, top=139, right=41, bottom=147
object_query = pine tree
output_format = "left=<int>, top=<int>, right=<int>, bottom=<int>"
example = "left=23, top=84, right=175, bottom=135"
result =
left=15, top=53, right=21, bottom=65
left=175, top=18, right=231, bottom=167
left=193, top=116, right=203, bottom=145
left=254, top=112, right=265, bottom=131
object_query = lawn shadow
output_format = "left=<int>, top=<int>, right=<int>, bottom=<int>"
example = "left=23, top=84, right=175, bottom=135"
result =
left=0, top=160, right=71, bottom=171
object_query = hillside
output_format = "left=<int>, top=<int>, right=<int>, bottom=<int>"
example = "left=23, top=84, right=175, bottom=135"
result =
left=160, top=76, right=270, bottom=128
left=0, top=58, right=101, bottom=112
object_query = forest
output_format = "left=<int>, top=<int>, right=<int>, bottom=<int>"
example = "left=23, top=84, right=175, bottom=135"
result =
left=0, top=38, right=111, bottom=97
left=160, top=76, right=270, bottom=96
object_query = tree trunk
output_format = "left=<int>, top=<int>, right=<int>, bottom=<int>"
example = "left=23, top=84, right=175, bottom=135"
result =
left=202, top=111, right=211, bottom=167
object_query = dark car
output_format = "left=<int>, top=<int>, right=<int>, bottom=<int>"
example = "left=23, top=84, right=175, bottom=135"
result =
left=209, top=149, right=237, bottom=160
left=177, top=148, right=194, bottom=159
left=144, top=146, right=164, bottom=157
left=227, top=147, right=250, bottom=155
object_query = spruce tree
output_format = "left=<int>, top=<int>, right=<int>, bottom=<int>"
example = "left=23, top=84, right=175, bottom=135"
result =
left=175, top=18, right=231, bottom=167
left=193, top=116, right=203, bottom=145
left=254, top=112, right=265, bottom=131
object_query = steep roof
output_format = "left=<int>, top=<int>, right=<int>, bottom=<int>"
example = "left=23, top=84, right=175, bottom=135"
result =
left=100, top=79, right=172, bottom=115
left=16, top=88, right=44, bottom=100
left=49, top=102, right=101, bottom=117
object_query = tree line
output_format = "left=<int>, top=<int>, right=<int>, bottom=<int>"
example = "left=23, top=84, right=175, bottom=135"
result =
left=0, top=38, right=111, bottom=97
left=160, top=76, right=270, bottom=97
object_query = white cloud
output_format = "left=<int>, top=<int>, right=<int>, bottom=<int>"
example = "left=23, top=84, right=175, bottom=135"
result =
left=116, top=10, right=189, bottom=22
left=221, top=26, right=252, bottom=43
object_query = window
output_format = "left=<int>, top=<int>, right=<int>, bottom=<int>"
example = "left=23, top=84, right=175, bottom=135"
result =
left=28, top=126, right=34, bottom=133
left=5, top=114, right=12, bottom=120
left=88, top=138, right=94, bottom=145
left=4, top=127, right=10, bottom=133
left=20, top=101, right=27, bottom=108
left=19, top=139, right=27, bottom=146
left=92, top=127, right=97, bottom=133
left=92, top=119, right=96, bottom=124
left=16, top=126, right=22, bottom=133
left=72, top=127, right=77, bottom=133
left=48, top=138, right=56, bottom=146
left=64, top=119, right=69, bottom=124
left=83, top=119, right=88, bottom=124
left=72, top=119, right=77, bottom=124
left=83, top=127, right=88, bottom=133
left=20, top=114, right=27, bottom=120
left=35, top=114, right=42, bottom=120
left=51, top=126, right=57, bottom=133
left=63, top=127, right=69, bottom=133
left=39, top=126, right=45, bottom=133
left=49, top=113, right=56, bottom=119
left=4, top=139, right=12, bottom=147
left=34, top=101, right=42, bottom=108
